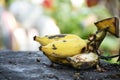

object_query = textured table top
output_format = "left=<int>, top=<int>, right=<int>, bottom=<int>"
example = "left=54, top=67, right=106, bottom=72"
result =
left=0, top=51, right=120, bottom=80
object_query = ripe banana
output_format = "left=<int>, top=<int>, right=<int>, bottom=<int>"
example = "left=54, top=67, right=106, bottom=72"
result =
left=40, top=38, right=87, bottom=58
left=34, top=34, right=97, bottom=68
left=67, top=52, right=98, bottom=69
left=34, top=34, right=81, bottom=46
left=42, top=51, right=70, bottom=65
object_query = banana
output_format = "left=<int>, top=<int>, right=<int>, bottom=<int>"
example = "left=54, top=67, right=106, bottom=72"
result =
left=34, top=34, right=81, bottom=46
left=41, top=51, right=70, bottom=65
left=39, top=38, right=87, bottom=65
left=40, top=38, right=87, bottom=58
left=67, top=52, right=98, bottom=69
left=34, top=34, right=87, bottom=65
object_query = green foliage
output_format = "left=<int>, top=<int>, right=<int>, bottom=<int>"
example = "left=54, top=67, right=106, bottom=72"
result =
left=6, top=0, right=14, bottom=7
left=45, top=0, right=111, bottom=38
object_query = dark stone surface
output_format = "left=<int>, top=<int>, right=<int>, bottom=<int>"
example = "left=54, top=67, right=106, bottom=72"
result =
left=0, top=51, right=120, bottom=80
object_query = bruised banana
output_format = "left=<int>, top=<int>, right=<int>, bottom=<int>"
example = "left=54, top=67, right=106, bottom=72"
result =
left=40, top=38, right=87, bottom=58
left=34, top=34, right=81, bottom=46
left=42, top=52, right=70, bottom=65
left=67, top=52, right=98, bottom=69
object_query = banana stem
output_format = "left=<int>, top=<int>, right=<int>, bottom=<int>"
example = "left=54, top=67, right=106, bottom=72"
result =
left=87, top=28, right=108, bottom=52
left=95, top=28, right=108, bottom=50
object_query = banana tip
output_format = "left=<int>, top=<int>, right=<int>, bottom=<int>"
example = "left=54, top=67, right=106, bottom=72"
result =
left=39, top=46, right=42, bottom=51
left=33, top=36, right=36, bottom=40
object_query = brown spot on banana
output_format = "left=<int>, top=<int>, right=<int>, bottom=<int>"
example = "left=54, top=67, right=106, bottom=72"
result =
left=48, top=34, right=66, bottom=39
left=51, top=52, right=59, bottom=57
left=62, top=40, right=67, bottom=42
left=52, top=44, right=57, bottom=50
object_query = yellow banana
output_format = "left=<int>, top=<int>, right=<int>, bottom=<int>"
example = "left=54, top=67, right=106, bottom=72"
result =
left=40, top=38, right=87, bottom=58
left=41, top=51, right=70, bottom=65
left=39, top=38, right=87, bottom=65
left=34, top=34, right=81, bottom=46
left=34, top=34, right=87, bottom=65
left=67, top=52, right=98, bottom=69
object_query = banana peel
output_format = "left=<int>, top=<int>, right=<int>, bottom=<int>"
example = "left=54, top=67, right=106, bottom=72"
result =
left=87, top=17, right=119, bottom=52
left=94, top=17, right=119, bottom=38
left=67, top=52, right=98, bottom=69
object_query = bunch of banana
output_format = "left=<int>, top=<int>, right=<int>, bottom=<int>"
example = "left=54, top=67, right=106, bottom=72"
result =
left=40, top=38, right=86, bottom=58
left=34, top=34, right=87, bottom=65
left=34, top=17, right=119, bottom=69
